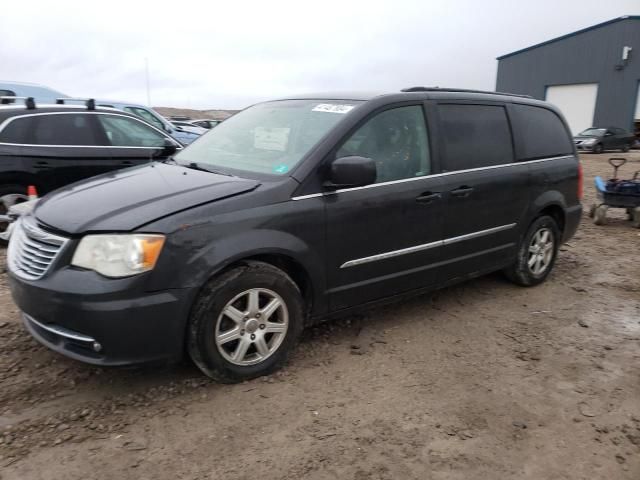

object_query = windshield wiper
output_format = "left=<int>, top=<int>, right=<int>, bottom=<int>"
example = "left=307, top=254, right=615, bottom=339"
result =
left=186, top=162, right=234, bottom=177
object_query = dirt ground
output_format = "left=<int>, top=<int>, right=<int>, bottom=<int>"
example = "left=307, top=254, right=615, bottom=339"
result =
left=0, top=153, right=639, bottom=480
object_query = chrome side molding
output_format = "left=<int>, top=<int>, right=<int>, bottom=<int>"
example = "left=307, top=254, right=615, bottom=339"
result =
left=340, top=223, right=516, bottom=268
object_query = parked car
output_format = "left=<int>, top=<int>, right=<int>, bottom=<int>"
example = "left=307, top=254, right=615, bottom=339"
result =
left=90, top=100, right=201, bottom=145
left=6, top=88, right=582, bottom=382
left=0, top=84, right=200, bottom=145
left=0, top=81, right=69, bottom=104
left=190, top=119, right=221, bottom=129
left=0, top=101, right=181, bottom=242
left=169, top=120, right=208, bottom=135
left=573, top=127, right=634, bottom=153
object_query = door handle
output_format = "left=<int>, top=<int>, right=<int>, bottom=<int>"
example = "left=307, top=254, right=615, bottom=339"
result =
left=415, top=192, right=441, bottom=203
left=450, top=186, right=474, bottom=197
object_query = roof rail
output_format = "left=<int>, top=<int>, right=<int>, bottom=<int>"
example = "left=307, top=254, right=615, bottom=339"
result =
left=401, top=86, right=533, bottom=99
left=0, top=96, right=37, bottom=109
left=56, top=97, right=96, bottom=110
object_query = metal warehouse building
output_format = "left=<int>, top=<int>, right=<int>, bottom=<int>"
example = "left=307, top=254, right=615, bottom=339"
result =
left=496, top=16, right=640, bottom=137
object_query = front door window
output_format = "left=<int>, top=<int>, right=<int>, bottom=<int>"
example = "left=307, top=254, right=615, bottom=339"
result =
left=336, top=105, right=431, bottom=183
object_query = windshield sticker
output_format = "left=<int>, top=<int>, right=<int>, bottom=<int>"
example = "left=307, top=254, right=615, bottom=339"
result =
left=312, top=104, right=355, bottom=114
left=254, top=127, right=290, bottom=152
left=273, top=164, right=289, bottom=174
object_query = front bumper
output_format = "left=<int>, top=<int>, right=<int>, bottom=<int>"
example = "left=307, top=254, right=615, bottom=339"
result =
left=574, top=142, right=596, bottom=151
left=9, top=272, right=196, bottom=366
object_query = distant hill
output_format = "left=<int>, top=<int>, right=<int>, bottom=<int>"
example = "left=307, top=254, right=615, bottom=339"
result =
left=154, top=106, right=240, bottom=121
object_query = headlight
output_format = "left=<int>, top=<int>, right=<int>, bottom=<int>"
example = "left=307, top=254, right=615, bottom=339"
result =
left=71, top=234, right=165, bottom=278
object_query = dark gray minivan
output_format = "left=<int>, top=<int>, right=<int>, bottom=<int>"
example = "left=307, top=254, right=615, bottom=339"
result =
left=7, top=88, right=582, bottom=382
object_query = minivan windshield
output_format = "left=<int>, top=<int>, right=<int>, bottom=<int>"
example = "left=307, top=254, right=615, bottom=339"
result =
left=578, top=128, right=605, bottom=137
left=174, top=100, right=362, bottom=175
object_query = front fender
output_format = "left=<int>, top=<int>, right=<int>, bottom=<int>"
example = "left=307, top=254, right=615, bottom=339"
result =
left=144, top=188, right=327, bottom=314
left=184, top=228, right=324, bottom=287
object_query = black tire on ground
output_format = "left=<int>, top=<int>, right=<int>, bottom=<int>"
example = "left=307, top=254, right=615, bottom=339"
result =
left=593, top=205, right=608, bottom=225
left=621, top=144, right=630, bottom=153
left=187, top=261, right=305, bottom=383
left=592, top=143, right=604, bottom=154
left=626, top=208, right=633, bottom=221
left=588, top=204, right=597, bottom=218
left=631, top=207, right=640, bottom=229
left=504, top=215, right=560, bottom=287
left=0, top=184, right=28, bottom=246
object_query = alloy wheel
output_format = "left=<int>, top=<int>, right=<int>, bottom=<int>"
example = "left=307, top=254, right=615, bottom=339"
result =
left=215, top=288, right=289, bottom=366
left=527, top=227, right=554, bottom=275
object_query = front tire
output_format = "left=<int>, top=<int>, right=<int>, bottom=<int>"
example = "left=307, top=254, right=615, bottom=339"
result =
left=187, top=261, right=304, bottom=383
left=504, top=215, right=560, bottom=287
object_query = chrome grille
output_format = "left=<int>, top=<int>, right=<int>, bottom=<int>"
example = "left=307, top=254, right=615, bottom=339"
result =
left=7, top=217, right=68, bottom=280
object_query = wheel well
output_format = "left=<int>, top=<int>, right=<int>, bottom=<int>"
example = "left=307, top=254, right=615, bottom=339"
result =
left=539, top=205, right=565, bottom=233
left=0, top=173, right=42, bottom=193
left=234, top=254, right=314, bottom=318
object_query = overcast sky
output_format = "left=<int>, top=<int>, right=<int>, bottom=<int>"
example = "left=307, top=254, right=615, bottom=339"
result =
left=1, top=0, right=637, bottom=110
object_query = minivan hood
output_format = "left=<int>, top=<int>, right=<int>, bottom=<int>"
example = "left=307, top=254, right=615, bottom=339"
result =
left=34, top=163, right=260, bottom=234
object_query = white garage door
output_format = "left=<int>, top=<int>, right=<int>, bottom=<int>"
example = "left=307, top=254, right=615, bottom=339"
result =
left=545, top=83, right=598, bottom=135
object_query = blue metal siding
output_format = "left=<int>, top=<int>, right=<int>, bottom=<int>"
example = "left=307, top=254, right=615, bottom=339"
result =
left=496, top=18, right=640, bottom=130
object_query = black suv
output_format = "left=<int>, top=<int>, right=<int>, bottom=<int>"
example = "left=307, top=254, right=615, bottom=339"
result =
left=7, top=88, right=582, bottom=382
left=0, top=100, right=181, bottom=240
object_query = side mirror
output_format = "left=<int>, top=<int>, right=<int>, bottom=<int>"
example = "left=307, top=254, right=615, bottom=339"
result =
left=325, top=156, right=376, bottom=189
left=161, top=138, right=178, bottom=156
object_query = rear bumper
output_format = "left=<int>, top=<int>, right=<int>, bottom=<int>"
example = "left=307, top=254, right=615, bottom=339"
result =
left=563, top=204, right=582, bottom=243
left=9, top=272, right=195, bottom=366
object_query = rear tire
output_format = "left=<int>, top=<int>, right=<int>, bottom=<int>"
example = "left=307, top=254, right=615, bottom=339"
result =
left=504, top=215, right=560, bottom=287
left=0, top=184, right=29, bottom=246
left=592, top=143, right=603, bottom=154
left=621, top=144, right=630, bottom=153
left=626, top=208, right=633, bottom=221
left=187, top=261, right=304, bottom=383
left=593, top=205, right=608, bottom=225
left=632, top=208, right=640, bottom=229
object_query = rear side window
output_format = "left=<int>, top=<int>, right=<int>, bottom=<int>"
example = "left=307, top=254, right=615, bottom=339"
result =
left=97, top=115, right=167, bottom=147
left=510, top=104, right=573, bottom=160
left=32, top=114, right=101, bottom=145
left=0, top=116, right=35, bottom=143
left=438, top=104, right=513, bottom=171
